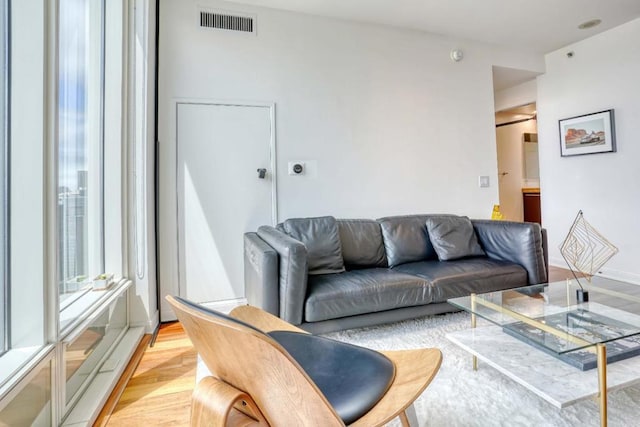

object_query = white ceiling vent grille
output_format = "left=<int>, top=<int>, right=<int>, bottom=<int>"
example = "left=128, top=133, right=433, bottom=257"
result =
left=199, top=9, right=255, bottom=34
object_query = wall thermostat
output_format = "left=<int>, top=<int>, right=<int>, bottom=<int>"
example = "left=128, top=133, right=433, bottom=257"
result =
left=288, top=161, right=305, bottom=175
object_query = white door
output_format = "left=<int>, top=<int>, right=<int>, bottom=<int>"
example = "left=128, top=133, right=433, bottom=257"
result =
left=161, top=102, right=275, bottom=319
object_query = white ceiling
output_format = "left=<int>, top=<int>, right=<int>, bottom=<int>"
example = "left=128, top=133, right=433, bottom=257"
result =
left=226, top=0, right=640, bottom=54
left=492, top=67, right=541, bottom=92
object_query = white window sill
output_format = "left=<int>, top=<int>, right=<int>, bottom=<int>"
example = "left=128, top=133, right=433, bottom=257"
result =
left=60, top=278, right=132, bottom=339
left=62, top=327, right=144, bottom=426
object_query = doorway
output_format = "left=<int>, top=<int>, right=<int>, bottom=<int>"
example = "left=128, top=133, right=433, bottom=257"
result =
left=495, top=103, right=540, bottom=223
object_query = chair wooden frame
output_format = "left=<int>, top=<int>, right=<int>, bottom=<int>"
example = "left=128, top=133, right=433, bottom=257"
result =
left=167, top=296, right=442, bottom=427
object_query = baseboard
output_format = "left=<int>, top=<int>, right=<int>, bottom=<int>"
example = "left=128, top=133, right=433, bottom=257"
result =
left=92, top=333, right=151, bottom=427
left=596, top=267, right=640, bottom=285
left=549, top=257, right=640, bottom=286
left=146, top=309, right=160, bottom=333
left=63, top=327, right=145, bottom=426
left=130, top=309, right=159, bottom=334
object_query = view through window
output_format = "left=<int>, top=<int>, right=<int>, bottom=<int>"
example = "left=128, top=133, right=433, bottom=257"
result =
left=58, top=0, right=104, bottom=308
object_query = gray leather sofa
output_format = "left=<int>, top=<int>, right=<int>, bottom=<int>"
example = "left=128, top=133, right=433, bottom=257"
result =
left=244, top=214, right=548, bottom=334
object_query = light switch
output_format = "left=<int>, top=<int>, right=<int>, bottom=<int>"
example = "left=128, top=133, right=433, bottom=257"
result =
left=479, top=176, right=490, bottom=188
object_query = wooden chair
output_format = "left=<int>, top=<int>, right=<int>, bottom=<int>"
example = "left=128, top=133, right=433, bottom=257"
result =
left=166, top=296, right=442, bottom=427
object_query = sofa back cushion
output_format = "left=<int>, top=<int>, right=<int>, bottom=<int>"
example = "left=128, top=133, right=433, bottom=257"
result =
left=283, top=216, right=345, bottom=275
left=337, top=219, right=387, bottom=269
left=378, top=215, right=438, bottom=267
left=426, top=216, right=485, bottom=261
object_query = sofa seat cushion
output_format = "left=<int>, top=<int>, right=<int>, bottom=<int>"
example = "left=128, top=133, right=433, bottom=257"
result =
left=392, top=258, right=527, bottom=303
left=305, top=269, right=431, bottom=322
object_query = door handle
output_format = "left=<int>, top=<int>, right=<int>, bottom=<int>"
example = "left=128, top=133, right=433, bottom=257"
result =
left=257, top=168, right=267, bottom=179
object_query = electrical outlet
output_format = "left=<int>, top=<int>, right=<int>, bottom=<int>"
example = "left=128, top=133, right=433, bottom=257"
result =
left=479, top=176, right=490, bottom=188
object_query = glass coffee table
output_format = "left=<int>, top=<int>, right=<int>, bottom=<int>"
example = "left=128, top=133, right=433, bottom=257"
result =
left=447, top=276, right=640, bottom=427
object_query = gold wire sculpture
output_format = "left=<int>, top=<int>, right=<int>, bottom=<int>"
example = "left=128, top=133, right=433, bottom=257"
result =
left=559, top=210, right=619, bottom=285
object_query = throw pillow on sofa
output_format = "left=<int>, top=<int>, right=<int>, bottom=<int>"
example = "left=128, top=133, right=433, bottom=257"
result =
left=426, top=216, right=485, bottom=261
left=283, top=216, right=346, bottom=275
left=337, top=219, right=388, bottom=269
left=378, top=215, right=438, bottom=267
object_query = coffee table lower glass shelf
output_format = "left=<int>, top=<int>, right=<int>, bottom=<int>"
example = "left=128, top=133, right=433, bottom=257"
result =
left=447, top=277, right=640, bottom=427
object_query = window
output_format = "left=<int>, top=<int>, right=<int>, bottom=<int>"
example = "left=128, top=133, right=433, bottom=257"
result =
left=0, top=0, right=7, bottom=356
left=2, top=0, right=138, bottom=422
left=58, top=0, right=104, bottom=311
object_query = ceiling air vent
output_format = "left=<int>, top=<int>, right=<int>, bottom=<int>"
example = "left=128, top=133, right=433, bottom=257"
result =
left=199, top=10, right=255, bottom=34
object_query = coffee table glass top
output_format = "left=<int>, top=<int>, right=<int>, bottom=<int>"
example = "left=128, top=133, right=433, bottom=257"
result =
left=448, top=276, right=640, bottom=355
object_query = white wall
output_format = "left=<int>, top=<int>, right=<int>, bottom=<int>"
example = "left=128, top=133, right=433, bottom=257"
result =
left=494, top=79, right=537, bottom=112
left=159, top=0, right=543, bottom=220
left=156, top=0, right=544, bottom=315
left=537, top=18, right=640, bottom=282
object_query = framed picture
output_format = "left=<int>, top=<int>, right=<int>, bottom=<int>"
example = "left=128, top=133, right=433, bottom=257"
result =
left=559, top=109, right=616, bottom=157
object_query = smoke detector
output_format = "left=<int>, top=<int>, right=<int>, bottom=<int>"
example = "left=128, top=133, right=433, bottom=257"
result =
left=450, top=49, right=464, bottom=62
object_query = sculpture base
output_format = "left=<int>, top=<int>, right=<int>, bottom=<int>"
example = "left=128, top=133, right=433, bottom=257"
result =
left=576, top=289, right=589, bottom=303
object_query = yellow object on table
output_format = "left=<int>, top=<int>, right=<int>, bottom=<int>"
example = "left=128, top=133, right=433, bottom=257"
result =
left=491, top=204, right=504, bottom=220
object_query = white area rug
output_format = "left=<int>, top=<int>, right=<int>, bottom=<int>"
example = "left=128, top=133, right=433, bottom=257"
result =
left=323, top=312, right=640, bottom=427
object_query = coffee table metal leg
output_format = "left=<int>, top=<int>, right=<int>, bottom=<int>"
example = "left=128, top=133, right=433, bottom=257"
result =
left=471, top=293, right=477, bottom=371
left=400, top=404, right=418, bottom=427
left=597, top=343, right=607, bottom=427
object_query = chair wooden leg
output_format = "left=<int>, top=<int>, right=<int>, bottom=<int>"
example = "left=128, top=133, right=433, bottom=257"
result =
left=399, top=411, right=410, bottom=427
left=191, top=376, right=269, bottom=427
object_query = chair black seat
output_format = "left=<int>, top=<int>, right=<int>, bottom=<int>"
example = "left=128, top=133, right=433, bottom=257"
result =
left=268, top=330, right=395, bottom=424
left=173, top=297, right=396, bottom=423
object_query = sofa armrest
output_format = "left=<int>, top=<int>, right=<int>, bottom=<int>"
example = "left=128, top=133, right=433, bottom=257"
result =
left=472, top=220, right=547, bottom=285
left=244, top=233, right=279, bottom=316
left=256, top=226, right=308, bottom=325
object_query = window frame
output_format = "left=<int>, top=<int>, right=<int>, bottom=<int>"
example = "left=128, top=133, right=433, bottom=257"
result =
left=0, top=0, right=9, bottom=357
left=57, top=0, right=107, bottom=319
left=0, top=0, right=47, bottom=394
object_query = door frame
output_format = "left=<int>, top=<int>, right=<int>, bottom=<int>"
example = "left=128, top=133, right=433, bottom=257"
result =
left=172, top=98, right=278, bottom=302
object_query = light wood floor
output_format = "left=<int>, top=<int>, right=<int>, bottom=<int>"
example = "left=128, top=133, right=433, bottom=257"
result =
left=100, top=266, right=573, bottom=426
left=100, top=322, right=196, bottom=426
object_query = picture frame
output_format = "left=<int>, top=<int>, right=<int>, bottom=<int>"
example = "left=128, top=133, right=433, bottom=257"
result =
left=559, top=109, right=616, bottom=157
